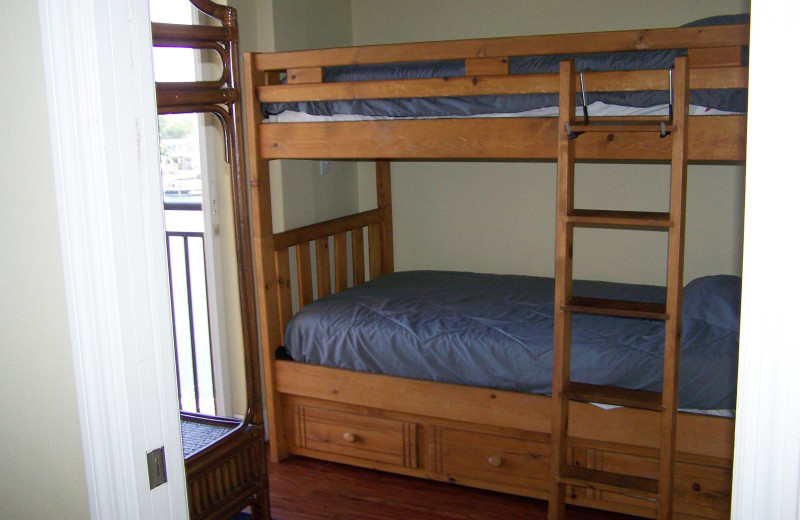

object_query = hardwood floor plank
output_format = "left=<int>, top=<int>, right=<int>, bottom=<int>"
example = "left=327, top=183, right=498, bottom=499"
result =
left=266, top=452, right=639, bottom=520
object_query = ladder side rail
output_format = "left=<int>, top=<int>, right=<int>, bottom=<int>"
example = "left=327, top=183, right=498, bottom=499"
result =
left=548, top=58, right=577, bottom=520
left=657, top=55, right=690, bottom=520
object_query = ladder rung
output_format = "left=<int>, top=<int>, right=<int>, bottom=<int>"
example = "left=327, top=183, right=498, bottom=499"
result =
left=563, top=382, right=663, bottom=410
left=563, top=296, right=668, bottom=320
left=568, top=121, right=676, bottom=134
left=558, top=466, right=659, bottom=496
left=567, top=209, right=671, bottom=228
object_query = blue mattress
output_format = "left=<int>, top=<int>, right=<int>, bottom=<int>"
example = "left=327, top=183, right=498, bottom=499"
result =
left=283, top=271, right=741, bottom=411
left=264, top=15, right=749, bottom=119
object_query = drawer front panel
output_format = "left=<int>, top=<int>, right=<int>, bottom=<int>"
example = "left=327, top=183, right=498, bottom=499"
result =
left=429, top=426, right=550, bottom=489
left=580, top=447, right=731, bottom=518
left=294, top=405, right=418, bottom=468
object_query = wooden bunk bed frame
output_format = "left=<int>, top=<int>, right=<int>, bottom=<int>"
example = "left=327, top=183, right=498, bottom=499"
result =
left=244, top=21, right=748, bottom=520
left=152, top=2, right=270, bottom=519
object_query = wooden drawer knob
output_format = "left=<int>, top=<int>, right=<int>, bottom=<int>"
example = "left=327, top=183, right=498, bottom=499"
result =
left=342, top=432, right=357, bottom=443
left=487, top=456, right=503, bottom=468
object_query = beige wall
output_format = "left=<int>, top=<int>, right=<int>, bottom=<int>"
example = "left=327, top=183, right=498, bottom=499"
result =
left=353, top=0, right=749, bottom=285
left=267, top=0, right=359, bottom=232
left=351, top=0, right=749, bottom=43
left=274, top=0, right=359, bottom=232
left=230, top=0, right=359, bottom=412
left=0, top=1, right=90, bottom=519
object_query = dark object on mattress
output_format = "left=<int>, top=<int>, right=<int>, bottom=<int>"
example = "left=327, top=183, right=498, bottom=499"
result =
left=275, top=346, right=294, bottom=360
left=263, top=14, right=749, bottom=118
left=284, top=271, right=741, bottom=411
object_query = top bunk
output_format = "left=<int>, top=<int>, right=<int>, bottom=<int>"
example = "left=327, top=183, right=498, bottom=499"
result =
left=243, top=15, right=749, bottom=162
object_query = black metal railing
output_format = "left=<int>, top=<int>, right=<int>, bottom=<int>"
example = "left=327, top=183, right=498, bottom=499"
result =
left=164, top=205, right=216, bottom=415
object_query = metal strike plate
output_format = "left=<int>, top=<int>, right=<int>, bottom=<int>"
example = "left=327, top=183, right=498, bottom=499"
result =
left=146, top=446, right=168, bottom=489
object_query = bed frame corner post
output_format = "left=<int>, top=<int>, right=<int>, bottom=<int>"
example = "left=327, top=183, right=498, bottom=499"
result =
left=376, top=160, right=394, bottom=275
left=244, top=51, right=289, bottom=463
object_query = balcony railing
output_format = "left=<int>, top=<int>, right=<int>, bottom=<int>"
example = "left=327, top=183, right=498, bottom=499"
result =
left=164, top=203, right=216, bottom=415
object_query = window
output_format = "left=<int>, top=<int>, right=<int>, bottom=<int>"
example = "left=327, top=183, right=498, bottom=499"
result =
left=151, top=0, right=234, bottom=417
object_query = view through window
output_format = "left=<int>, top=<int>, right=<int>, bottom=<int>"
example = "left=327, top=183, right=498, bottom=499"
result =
left=152, top=0, right=219, bottom=416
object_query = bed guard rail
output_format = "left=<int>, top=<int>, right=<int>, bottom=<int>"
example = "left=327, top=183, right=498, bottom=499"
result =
left=271, top=206, right=392, bottom=339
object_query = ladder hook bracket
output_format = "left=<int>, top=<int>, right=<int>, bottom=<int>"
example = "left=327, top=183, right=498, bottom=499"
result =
left=565, top=122, right=583, bottom=140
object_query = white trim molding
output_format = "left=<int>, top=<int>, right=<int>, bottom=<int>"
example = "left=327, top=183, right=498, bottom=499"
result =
left=732, top=0, right=800, bottom=518
left=38, top=0, right=188, bottom=518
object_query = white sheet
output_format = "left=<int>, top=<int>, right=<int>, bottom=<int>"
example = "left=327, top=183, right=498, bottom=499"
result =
left=266, top=101, right=738, bottom=123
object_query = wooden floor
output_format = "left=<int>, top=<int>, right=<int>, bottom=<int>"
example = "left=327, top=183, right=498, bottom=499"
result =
left=266, top=451, right=640, bottom=520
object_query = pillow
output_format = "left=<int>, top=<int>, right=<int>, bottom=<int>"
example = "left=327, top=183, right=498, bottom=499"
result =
left=682, top=275, right=742, bottom=331
left=681, top=13, right=750, bottom=28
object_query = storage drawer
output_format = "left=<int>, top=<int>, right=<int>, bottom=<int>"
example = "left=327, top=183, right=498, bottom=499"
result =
left=293, top=405, right=418, bottom=468
left=577, top=446, right=732, bottom=519
left=428, top=426, right=550, bottom=489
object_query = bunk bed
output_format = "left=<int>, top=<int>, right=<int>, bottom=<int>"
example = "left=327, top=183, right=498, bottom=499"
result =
left=151, top=2, right=270, bottom=519
left=244, top=15, right=748, bottom=520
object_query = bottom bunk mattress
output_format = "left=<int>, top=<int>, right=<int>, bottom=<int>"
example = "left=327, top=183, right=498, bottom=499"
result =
left=283, top=271, right=740, bottom=413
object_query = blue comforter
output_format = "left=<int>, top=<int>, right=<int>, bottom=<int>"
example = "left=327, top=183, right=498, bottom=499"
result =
left=284, top=271, right=740, bottom=411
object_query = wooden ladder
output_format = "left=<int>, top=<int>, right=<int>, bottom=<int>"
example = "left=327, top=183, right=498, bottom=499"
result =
left=548, top=56, right=689, bottom=520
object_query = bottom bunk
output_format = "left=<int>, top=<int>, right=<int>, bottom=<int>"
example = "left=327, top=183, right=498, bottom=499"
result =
left=262, top=271, right=738, bottom=519
left=251, top=164, right=738, bottom=519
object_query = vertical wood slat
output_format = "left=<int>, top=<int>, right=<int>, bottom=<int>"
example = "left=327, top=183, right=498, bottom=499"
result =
left=376, top=160, right=394, bottom=276
left=296, top=241, right=314, bottom=307
left=191, top=481, right=201, bottom=515
left=315, top=237, right=331, bottom=298
left=222, top=462, right=231, bottom=497
left=235, top=449, right=245, bottom=485
left=334, top=232, right=348, bottom=292
left=275, top=248, right=293, bottom=344
left=352, top=227, right=365, bottom=286
left=199, top=476, right=208, bottom=510
left=368, top=223, right=382, bottom=280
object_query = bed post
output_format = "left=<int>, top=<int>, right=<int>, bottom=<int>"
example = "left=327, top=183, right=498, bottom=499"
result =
left=243, top=52, right=288, bottom=462
left=376, top=160, right=394, bottom=276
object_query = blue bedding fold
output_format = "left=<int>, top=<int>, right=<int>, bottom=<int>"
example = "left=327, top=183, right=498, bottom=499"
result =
left=284, top=271, right=741, bottom=411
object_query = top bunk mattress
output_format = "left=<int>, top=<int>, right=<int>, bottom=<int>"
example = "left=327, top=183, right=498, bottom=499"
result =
left=263, top=14, right=749, bottom=123
left=283, top=270, right=741, bottom=413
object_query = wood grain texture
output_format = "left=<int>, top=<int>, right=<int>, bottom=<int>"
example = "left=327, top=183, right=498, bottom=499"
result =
left=267, top=450, right=640, bottom=520
left=258, top=116, right=746, bottom=161
left=550, top=58, right=578, bottom=520
left=257, top=67, right=745, bottom=104
left=273, top=361, right=735, bottom=460
left=286, top=67, right=324, bottom=84
left=465, top=57, right=510, bottom=76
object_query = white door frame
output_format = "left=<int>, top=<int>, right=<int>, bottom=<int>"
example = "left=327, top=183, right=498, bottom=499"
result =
left=38, top=0, right=188, bottom=518
left=731, top=0, right=800, bottom=518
